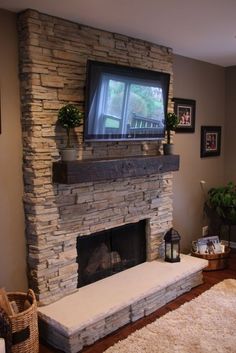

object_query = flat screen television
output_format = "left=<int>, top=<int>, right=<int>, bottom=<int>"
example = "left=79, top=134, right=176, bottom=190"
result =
left=84, top=60, right=170, bottom=141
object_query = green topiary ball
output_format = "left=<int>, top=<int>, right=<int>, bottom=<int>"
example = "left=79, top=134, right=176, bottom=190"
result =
left=58, top=104, right=84, bottom=129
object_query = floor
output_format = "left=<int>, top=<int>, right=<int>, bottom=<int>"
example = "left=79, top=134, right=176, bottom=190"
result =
left=40, top=250, right=236, bottom=353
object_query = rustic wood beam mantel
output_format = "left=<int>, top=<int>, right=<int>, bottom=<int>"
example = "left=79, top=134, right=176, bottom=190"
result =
left=52, top=155, right=180, bottom=184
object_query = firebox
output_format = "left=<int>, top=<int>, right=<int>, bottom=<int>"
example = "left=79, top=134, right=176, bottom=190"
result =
left=77, top=220, right=146, bottom=287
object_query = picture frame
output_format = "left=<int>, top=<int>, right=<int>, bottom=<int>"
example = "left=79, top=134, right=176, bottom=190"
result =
left=173, top=98, right=196, bottom=133
left=197, top=236, right=221, bottom=255
left=201, top=126, right=221, bottom=158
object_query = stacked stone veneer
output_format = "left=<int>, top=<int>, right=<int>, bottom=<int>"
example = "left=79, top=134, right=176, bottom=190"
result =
left=38, top=269, right=204, bottom=353
left=18, top=10, right=174, bottom=305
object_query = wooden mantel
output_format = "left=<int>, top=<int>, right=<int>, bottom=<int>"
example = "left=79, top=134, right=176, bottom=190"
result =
left=52, top=155, right=180, bottom=184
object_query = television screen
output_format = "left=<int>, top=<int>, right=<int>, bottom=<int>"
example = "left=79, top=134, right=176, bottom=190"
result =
left=84, top=60, right=170, bottom=141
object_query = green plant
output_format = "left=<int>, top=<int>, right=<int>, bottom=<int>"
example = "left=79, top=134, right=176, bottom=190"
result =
left=58, top=104, right=84, bottom=148
left=207, top=182, right=236, bottom=223
left=165, top=112, right=180, bottom=144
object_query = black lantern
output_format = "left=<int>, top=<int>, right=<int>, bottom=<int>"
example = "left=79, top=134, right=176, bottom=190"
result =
left=164, top=228, right=181, bottom=263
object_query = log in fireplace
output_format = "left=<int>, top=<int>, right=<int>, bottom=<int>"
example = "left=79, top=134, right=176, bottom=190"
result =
left=77, top=220, right=146, bottom=287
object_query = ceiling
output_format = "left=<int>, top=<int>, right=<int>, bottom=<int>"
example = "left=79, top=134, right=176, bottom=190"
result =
left=1, top=0, right=236, bottom=67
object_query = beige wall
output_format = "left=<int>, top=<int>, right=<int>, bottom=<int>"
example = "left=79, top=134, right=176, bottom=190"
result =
left=0, top=9, right=27, bottom=291
left=173, top=55, right=225, bottom=251
left=225, top=66, right=236, bottom=242
left=225, top=66, right=236, bottom=182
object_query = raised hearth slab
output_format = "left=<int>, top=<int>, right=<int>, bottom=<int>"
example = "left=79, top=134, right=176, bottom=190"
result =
left=38, top=255, right=207, bottom=353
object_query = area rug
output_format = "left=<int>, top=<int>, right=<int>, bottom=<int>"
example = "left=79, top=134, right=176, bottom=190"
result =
left=104, top=279, right=236, bottom=353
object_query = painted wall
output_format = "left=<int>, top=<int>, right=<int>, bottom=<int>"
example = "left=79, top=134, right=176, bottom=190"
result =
left=173, top=54, right=225, bottom=252
left=224, top=66, right=236, bottom=242
left=225, top=66, right=236, bottom=182
left=0, top=9, right=27, bottom=291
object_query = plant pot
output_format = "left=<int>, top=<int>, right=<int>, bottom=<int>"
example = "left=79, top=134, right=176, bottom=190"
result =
left=60, top=148, right=77, bottom=161
left=163, top=143, right=174, bottom=155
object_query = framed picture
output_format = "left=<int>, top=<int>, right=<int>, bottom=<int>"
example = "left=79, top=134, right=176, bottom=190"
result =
left=197, top=236, right=221, bottom=255
left=173, top=98, right=196, bottom=133
left=201, top=126, right=221, bottom=158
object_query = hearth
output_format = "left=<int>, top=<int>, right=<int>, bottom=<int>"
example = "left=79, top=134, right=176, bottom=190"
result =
left=77, top=220, right=146, bottom=287
left=38, top=255, right=207, bottom=353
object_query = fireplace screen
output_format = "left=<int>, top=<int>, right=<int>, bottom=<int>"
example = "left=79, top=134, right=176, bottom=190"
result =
left=77, top=220, right=146, bottom=287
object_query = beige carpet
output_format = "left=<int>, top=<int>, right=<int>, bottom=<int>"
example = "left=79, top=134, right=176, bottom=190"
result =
left=104, top=279, right=236, bottom=353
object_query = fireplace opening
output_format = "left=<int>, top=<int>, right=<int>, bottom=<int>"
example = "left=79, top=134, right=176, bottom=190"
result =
left=77, top=220, right=146, bottom=288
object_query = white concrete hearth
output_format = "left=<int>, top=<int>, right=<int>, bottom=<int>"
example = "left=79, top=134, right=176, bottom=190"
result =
left=38, top=255, right=207, bottom=353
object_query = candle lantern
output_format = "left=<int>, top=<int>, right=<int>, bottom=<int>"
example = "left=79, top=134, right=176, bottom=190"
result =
left=164, top=228, right=181, bottom=263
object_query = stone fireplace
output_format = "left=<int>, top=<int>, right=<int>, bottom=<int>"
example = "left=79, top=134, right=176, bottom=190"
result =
left=17, top=9, right=177, bottom=306
left=17, top=10, right=208, bottom=352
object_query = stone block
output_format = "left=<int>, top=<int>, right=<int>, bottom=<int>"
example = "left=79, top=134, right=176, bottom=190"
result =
left=58, top=263, right=78, bottom=276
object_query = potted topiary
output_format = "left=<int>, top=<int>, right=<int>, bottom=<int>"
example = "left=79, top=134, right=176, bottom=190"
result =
left=57, top=104, right=84, bottom=161
left=163, top=112, right=180, bottom=155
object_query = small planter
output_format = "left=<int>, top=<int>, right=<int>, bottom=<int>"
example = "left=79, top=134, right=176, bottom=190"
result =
left=60, top=148, right=77, bottom=161
left=163, top=143, right=174, bottom=155
left=164, top=112, right=179, bottom=155
left=191, top=247, right=231, bottom=271
left=57, top=104, right=84, bottom=162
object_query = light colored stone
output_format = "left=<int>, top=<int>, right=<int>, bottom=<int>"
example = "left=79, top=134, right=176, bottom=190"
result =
left=18, top=8, right=174, bottom=306
left=38, top=256, right=207, bottom=353
left=58, top=263, right=78, bottom=276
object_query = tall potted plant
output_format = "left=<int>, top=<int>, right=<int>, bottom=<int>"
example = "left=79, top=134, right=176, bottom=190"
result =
left=57, top=104, right=84, bottom=161
left=206, top=182, right=236, bottom=224
left=163, top=112, right=180, bottom=155
left=203, top=181, right=236, bottom=246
